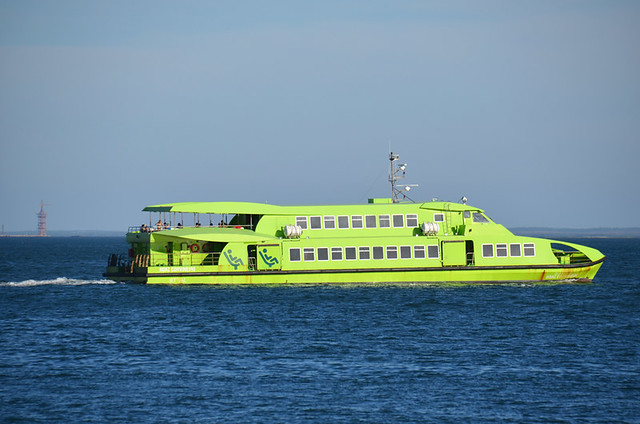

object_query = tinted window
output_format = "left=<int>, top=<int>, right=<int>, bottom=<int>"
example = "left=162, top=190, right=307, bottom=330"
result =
left=303, top=247, right=315, bottom=261
left=427, top=245, right=439, bottom=259
left=351, top=216, right=363, bottom=229
left=482, top=244, right=494, bottom=258
left=393, top=214, right=404, bottom=228
left=289, top=248, right=301, bottom=262
left=359, top=247, right=370, bottom=260
left=400, top=245, right=411, bottom=259
left=523, top=243, right=535, bottom=257
left=414, top=245, right=425, bottom=259
left=310, top=216, right=322, bottom=229
left=434, top=213, right=444, bottom=222
left=324, top=216, right=335, bottom=229
left=295, top=217, right=307, bottom=230
left=317, top=247, right=329, bottom=261
left=373, top=246, right=384, bottom=260
left=337, top=215, right=349, bottom=229
left=473, top=213, right=490, bottom=223
left=331, top=247, right=342, bottom=261
left=406, top=214, right=419, bottom=227
left=345, top=247, right=357, bottom=260
left=379, top=215, right=390, bottom=228
left=386, top=246, right=398, bottom=259
left=496, top=244, right=508, bottom=257
left=365, top=215, right=377, bottom=228
left=510, top=243, right=521, bottom=257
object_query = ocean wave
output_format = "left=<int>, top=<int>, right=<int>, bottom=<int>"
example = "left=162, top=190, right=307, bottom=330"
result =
left=0, top=277, right=118, bottom=287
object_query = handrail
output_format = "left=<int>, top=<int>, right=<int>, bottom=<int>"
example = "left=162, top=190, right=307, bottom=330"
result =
left=127, top=224, right=253, bottom=234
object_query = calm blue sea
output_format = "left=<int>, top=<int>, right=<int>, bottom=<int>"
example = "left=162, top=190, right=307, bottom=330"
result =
left=1, top=237, right=639, bottom=423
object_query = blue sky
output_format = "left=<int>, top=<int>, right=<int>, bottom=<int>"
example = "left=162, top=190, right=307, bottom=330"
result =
left=1, top=1, right=639, bottom=231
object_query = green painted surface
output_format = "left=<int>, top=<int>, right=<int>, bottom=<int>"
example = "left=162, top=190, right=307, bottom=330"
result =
left=106, top=199, right=606, bottom=284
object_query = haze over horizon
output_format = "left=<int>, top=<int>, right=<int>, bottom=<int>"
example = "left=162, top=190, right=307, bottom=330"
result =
left=1, top=1, right=639, bottom=232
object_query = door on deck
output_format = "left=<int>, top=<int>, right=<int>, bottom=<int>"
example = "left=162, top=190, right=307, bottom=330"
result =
left=441, top=240, right=467, bottom=266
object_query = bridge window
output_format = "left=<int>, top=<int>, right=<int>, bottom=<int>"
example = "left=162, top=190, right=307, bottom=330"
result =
left=337, top=215, right=349, bottom=229
left=295, top=217, right=307, bottom=230
left=496, top=244, right=508, bottom=257
left=289, top=248, right=301, bottom=262
left=407, top=214, right=419, bottom=227
left=434, top=213, right=444, bottom=222
left=393, top=214, right=404, bottom=228
left=427, top=245, right=439, bottom=259
left=510, top=243, right=521, bottom=257
left=310, top=216, right=322, bottom=229
left=324, top=216, right=335, bottom=229
left=379, top=215, right=390, bottom=228
left=303, top=247, right=315, bottom=261
left=317, top=247, right=329, bottom=261
left=331, top=247, right=343, bottom=261
left=473, top=213, right=490, bottom=223
left=482, top=244, right=494, bottom=258
left=373, top=246, right=384, bottom=260
left=400, top=245, right=412, bottom=259
left=523, top=243, right=535, bottom=257
left=386, top=246, right=398, bottom=259
left=414, top=245, right=426, bottom=259
left=359, top=246, right=370, bottom=260
left=345, top=247, right=357, bottom=260
left=365, top=215, right=377, bottom=228
left=351, top=216, right=363, bottom=229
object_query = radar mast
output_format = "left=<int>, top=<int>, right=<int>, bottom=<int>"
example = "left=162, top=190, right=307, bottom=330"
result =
left=389, top=152, right=418, bottom=203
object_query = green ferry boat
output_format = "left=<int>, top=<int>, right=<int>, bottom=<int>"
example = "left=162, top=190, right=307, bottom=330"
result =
left=105, top=154, right=605, bottom=285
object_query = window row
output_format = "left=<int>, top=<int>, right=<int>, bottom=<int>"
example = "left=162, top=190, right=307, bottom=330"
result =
left=481, top=242, right=536, bottom=258
left=289, top=245, right=440, bottom=262
left=295, top=213, right=442, bottom=230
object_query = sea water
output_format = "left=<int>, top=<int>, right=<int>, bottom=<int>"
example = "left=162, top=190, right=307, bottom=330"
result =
left=1, top=237, right=638, bottom=423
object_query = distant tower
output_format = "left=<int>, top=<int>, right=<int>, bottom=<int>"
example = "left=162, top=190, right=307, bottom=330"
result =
left=37, top=201, right=47, bottom=237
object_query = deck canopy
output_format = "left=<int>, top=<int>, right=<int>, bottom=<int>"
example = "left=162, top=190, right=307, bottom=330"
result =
left=143, top=200, right=483, bottom=216
left=152, top=227, right=278, bottom=243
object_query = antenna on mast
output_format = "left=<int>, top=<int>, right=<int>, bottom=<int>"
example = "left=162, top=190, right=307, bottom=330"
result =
left=389, top=151, right=418, bottom=203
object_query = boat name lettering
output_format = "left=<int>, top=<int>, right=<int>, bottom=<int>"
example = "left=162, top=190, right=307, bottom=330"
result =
left=159, top=266, right=196, bottom=273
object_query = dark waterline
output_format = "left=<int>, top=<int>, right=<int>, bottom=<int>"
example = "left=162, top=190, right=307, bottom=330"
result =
left=1, top=238, right=639, bottom=423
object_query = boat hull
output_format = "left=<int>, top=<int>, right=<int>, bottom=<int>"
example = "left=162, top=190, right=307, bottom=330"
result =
left=105, top=257, right=604, bottom=285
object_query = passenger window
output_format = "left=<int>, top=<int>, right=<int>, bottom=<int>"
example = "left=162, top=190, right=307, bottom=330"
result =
left=337, top=215, right=349, bottom=229
left=427, top=245, right=439, bottom=259
left=434, top=213, right=444, bottom=222
left=365, top=215, right=377, bottom=228
left=379, top=215, right=391, bottom=228
left=523, top=243, right=535, bottom=257
left=345, top=247, right=357, bottom=260
left=386, top=246, right=398, bottom=259
left=509, top=243, right=521, bottom=257
left=482, top=244, right=494, bottom=258
left=331, top=247, right=343, bottom=261
left=351, top=216, right=363, bottom=229
left=400, top=245, right=412, bottom=259
left=317, top=247, right=329, bottom=261
left=310, top=216, right=322, bottom=229
left=393, top=214, right=404, bottom=228
left=373, top=246, right=384, bottom=260
left=359, top=247, right=370, bottom=260
left=303, top=247, right=315, bottom=261
left=324, top=216, right=335, bottom=229
left=496, top=244, right=508, bottom=257
left=414, top=245, right=425, bottom=259
left=295, top=216, right=308, bottom=230
left=406, top=214, right=419, bottom=227
left=289, top=248, right=301, bottom=262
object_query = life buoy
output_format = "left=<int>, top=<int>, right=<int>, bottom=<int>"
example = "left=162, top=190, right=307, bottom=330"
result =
left=190, top=243, right=200, bottom=253
left=201, top=242, right=212, bottom=253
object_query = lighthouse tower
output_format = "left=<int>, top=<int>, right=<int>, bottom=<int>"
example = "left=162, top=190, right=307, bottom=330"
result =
left=37, top=201, right=47, bottom=237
